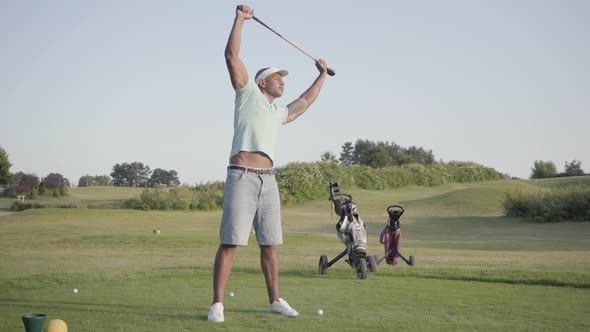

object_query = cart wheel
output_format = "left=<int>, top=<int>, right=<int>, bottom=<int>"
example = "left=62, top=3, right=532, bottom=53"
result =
left=409, top=255, right=415, bottom=266
left=318, top=255, right=328, bottom=274
left=356, top=259, right=367, bottom=280
left=367, top=255, right=378, bottom=272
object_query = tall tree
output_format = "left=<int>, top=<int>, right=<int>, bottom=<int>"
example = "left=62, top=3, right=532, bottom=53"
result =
left=78, top=175, right=94, bottom=187
left=360, top=145, right=389, bottom=168
left=320, top=152, right=337, bottom=163
left=530, top=160, right=557, bottom=179
left=565, top=159, right=585, bottom=176
left=0, top=146, right=13, bottom=187
left=78, top=175, right=112, bottom=187
left=564, top=160, right=584, bottom=176
left=353, top=139, right=374, bottom=165
left=379, top=141, right=401, bottom=164
left=44, top=173, right=65, bottom=189
left=111, top=162, right=151, bottom=187
left=148, top=168, right=180, bottom=187
left=6, top=172, right=39, bottom=195
left=339, top=142, right=354, bottom=166
left=94, top=175, right=111, bottom=186
left=406, top=145, right=435, bottom=164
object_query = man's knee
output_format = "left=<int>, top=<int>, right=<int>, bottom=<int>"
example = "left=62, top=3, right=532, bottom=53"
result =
left=216, top=244, right=237, bottom=259
left=259, top=245, right=277, bottom=257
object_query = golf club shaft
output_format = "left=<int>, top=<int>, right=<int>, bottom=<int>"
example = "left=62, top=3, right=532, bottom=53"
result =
left=238, top=6, right=336, bottom=76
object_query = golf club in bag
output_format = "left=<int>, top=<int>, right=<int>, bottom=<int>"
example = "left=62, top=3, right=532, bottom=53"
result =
left=318, top=182, right=379, bottom=280
left=378, top=205, right=415, bottom=266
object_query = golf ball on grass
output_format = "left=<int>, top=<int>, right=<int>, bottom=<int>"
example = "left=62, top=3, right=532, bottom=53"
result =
left=317, top=309, right=323, bottom=315
left=72, top=288, right=78, bottom=294
left=229, top=292, right=235, bottom=297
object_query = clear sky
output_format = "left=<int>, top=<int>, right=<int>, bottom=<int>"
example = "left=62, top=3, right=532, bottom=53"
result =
left=1, top=0, right=588, bottom=185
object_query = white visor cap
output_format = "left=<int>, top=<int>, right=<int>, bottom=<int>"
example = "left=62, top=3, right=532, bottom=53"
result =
left=255, top=67, right=289, bottom=85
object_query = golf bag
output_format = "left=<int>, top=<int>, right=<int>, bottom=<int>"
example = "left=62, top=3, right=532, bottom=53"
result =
left=378, top=205, right=415, bottom=266
left=333, top=192, right=367, bottom=260
left=318, top=182, right=378, bottom=279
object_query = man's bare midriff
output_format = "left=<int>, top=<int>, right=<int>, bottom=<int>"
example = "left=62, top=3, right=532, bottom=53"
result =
left=229, top=151, right=273, bottom=169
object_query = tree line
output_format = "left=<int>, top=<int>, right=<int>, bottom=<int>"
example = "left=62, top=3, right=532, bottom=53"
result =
left=78, top=163, right=180, bottom=188
left=530, top=160, right=586, bottom=179
left=322, top=139, right=436, bottom=168
left=1, top=142, right=586, bottom=199
left=0, top=146, right=180, bottom=197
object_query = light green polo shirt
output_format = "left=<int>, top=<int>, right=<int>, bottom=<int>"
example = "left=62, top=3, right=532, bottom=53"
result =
left=230, top=80, right=288, bottom=163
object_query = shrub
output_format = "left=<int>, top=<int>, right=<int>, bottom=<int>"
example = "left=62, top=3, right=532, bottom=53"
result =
left=87, top=202, right=114, bottom=209
left=124, top=197, right=142, bottom=210
left=10, top=202, right=49, bottom=211
left=503, top=186, right=590, bottom=222
left=169, top=187, right=193, bottom=210
left=137, top=187, right=172, bottom=210
left=129, top=161, right=502, bottom=211
left=38, top=182, right=46, bottom=195
left=10, top=202, right=33, bottom=211
left=59, top=184, right=69, bottom=196
left=345, top=165, right=386, bottom=190
left=191, top=181, right=224, bottom=210
left=275, top=162, right=325, bottom=204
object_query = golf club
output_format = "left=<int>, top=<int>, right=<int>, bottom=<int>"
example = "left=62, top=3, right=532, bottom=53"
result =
left=237, top=5, right=336, bottom=76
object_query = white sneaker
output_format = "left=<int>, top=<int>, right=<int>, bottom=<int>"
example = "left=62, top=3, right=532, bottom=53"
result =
left=208, top=302, right=224, bottom=322
left=268, top=298, right=299, bottom=317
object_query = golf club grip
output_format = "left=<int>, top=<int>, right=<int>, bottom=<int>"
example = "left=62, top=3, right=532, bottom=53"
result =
left=327, top=68, right=336, bottom=76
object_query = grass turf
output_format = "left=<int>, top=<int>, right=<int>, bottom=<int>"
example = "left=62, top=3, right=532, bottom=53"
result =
left=1, top=177, right=590, bottom=331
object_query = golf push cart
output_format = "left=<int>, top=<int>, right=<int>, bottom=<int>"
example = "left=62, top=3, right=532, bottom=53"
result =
left=318, top=182, right=379, bottom=280
left=377, top=205, right=415, bottom=266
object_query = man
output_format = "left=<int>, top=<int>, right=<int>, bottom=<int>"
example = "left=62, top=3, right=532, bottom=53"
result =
left=208, top=4, right=329, bottom=323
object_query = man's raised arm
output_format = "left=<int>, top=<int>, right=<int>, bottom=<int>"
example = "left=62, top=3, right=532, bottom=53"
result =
left=286, top=59, right=328, bottom=123
left=225, top=5, right=253, bottom=90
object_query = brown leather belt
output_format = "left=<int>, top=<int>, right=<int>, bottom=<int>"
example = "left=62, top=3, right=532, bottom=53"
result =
left=228, top=165, right=273, bottom=175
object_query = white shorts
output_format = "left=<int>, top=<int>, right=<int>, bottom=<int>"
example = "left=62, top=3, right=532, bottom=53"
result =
left=220, top=168, right=283, bottom=246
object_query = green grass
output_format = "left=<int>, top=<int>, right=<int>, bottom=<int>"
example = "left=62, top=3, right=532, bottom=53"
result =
left=0, top=186, right=143, bottom=209
left=1, top=178, right=590, bottom=331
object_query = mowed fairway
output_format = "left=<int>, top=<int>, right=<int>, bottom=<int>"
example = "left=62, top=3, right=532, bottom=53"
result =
left=1, top=178, right=590, bottom=331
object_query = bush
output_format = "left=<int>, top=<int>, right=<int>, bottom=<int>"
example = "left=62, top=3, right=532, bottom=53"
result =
left=59, top=184, right=69, bottom=196
left=191, top=182, right=224, bottom=210
left=87, top=202, right=114, bottom=209
left=137, top=187, right=172, bottom=210
left=124, top=197, right=142, bottom=210
left=345, top=165, right=386, bottom=190
left=126, top=186, right=207, bottom=211
left=275, top=162, right=325, bottom=204
left=503, top=186, right=590, bottom=222
left=126, top=161, right=501, bottom=211
left=10, top=202, right=49, bottom=211
left=10, top=202, right=33, bottom=211
left=38, top=182, right=46, bottom=195
left=169, top=187, right=193, bottom=210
